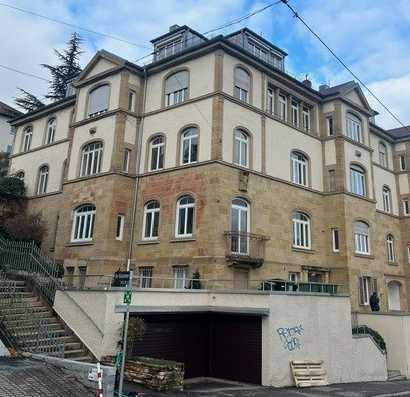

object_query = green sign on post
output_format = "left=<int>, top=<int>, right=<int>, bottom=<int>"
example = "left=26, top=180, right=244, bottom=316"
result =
left=123, top=289, right=132, bottom=304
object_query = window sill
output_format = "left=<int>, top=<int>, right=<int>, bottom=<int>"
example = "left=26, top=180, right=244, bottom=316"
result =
left=388, top=262, right=399, bottom=266
left=137, top=240, right=160, bottom=246
left=354, top=253, right=374, bottom=259
left=170, top=237, right=196, bottom=243
left=65, top=241, right=94, bottom=247
left=292, top=247, right=315, bottom=254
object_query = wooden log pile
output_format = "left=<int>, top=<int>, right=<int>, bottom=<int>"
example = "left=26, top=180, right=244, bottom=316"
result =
left=124, top=356, right=184, bottom=392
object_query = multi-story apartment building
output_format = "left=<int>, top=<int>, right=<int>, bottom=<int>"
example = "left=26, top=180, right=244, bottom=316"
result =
left=0, top=101, right=20, bottom=176
left=8, top=25, right=410, bottom=312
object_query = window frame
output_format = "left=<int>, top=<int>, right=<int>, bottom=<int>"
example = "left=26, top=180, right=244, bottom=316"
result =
left=399, top=155, right=407, bottom=171
left=302, top=106, right=311, bottom=132
left=382, top=186, right=392, bottom=213
left=326, top=116, right=334, bottom=136
left=87, top=83, right=110, bottom=118
left=403, top=199, right=410, bottom=216
left=386, top=234, right=396, bottom=264
left=289, top=272, right=300, bottom=283
left=233, top=129, right=250, bottom=168
left=115, top=214, right=125, bottom=241
left=233, top=66, right=251, bottom=103
left=164, top=70, right=189, bottom=107
left=22, top=126, right=33, bottom=152
left=123, top=148, right=131, bottom=173
left=292, top=211, right=311, bottom=250
left=346, top=113, right=363, bottom=143
left=291, top=151, right=309, bottom=187
left=332, top=228, right=340, bottom=253
left=173, top=266, right=188, bottom=289
left=149, top=135, right=165, bottom=171
left=175, top=195, right=195, bottom=238
left=180, top=127, right=199, bottom=165
left=267, top=87, right=274, bottom=114
left=71, top=204, right=96, bottom=243
left=359, top=276, right=371, bottom=306
left=128, top=90, right=136, bottom=112
left=80, top=141, right=104, bottom=177
left=291, top=100, right=299, bottom=127
left=37, top=165, right=49, bottom=195
left=378, top=142, right=388, bottom=168
left=138, top=267, right=153, bottom=288
left=279, top=94, right=287, bottom=121
left=45, top=118, right=56, bottom=145
left=350, top=165, right=366, bottom=197
left=142, top=200, right=160, bottom=241
left=354, top=221, right=370, bottom=255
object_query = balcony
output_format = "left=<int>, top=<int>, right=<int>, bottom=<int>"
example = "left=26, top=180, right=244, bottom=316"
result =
left=224, top=231, right=269, bottom=268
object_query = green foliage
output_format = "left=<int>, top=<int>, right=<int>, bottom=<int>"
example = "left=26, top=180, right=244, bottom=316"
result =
left=352, top=325, right=386, bottom=352
left=3, top=213, right=46, bottom=245
left=189, top=270, right=202, bottom=289
left=0, top=176, right=25, bottom=196
left=14, top=88, right=45, bottom=113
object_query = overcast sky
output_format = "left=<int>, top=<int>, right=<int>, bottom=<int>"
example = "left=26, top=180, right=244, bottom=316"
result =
left=0, top=0, right=409, bottom=129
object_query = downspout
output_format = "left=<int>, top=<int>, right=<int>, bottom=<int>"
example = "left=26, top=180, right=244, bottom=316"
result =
left=127, top=67, right=148, bottom=268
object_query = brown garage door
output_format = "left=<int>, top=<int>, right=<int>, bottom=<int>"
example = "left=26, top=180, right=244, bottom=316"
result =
left=129, top=313, right=262, bottom=384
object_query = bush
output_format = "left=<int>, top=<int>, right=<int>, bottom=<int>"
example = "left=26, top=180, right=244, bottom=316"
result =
left=0, top=177, right=25, bottom=196
left=3, top=212, right=46, bottom=244
left=352, top=325, right=386, bottom=352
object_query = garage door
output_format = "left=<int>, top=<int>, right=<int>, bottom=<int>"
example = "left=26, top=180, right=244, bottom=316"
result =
left=129, top=313, right=262, bottom=384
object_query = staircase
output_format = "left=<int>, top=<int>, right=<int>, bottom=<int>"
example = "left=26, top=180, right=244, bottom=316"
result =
left=0, top=274, right=93, bottom=362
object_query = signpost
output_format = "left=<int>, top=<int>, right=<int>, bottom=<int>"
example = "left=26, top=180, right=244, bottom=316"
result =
left=118, top=269, right=133, bottom=397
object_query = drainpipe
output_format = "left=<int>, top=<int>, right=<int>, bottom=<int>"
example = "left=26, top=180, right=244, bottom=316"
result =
left=126, top=67, right=148, bottom=269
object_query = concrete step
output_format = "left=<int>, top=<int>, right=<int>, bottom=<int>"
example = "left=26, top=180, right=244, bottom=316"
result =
left=15, top=327, right=67, bottom=338
left=0, top=291, right=34, bottom=297
left=64, top=349, right=90, bottom=358
left=5, top=316, right=59, bottom=327
left=1, top=306, right=50, bottom=315
left=2, top=311, right=53, bottom=322
left=23, top=336, right=78, bottom=347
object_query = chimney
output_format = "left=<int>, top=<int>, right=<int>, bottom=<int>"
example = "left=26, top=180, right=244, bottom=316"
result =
left=319, top=84, right=330, bottom=93
left=169, top=24, right=180, bottom=32
left=302, top=78, right=312, bottom=89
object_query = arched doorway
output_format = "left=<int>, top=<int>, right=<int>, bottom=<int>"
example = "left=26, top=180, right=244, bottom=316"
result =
left=387, top=281, right=401, bottom=311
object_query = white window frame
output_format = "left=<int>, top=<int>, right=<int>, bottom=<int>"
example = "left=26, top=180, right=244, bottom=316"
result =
left=115, top=214, right=125, bottom=241
left=180, top=128, right=198, bottom=165
left=46, top=118, right=56, bottom=145
left=175, top=196, right=195, bottom=238
left=231, top=198, right=250, bottom=255
left=386, top=235, right=396, bottom=263
left=37, top=166, right=49, bottom=195
left=149, top=136, right=165, bottom=171
left=292, top=212, right=311, bottom=249
left=291, top=100, right=299, bottom=127
left=382, top=186, right=392, bottom=213
left=289, top=272, right=299, bottom=283
left=379, top=142, right=387, bottom=168
left=359, top=276, right=371, bottom=306
left=407, top=245, right=410, bottom=264
left=235, top=86, right=248, bottom=102
left=234, top=67, right=250, bottom=103
left=22, top=127, right=32, bottom=152
left=128, top=90, right=136, bottom=112
left=332, top=228, right=340, bottom=253
left=302, top=106, right=311, bottom=132
left=354, top=222, right=370, bottom=255
left=233, top=130, right=249, bottom=168
left=123, top=149, right=131, bottom=173
left=346, top=113, right=362, bottom=143
left=291, top=152, right=308, bottom=186
left=138, top=267, right=153, bottom=288
left=157, top=39, right=182, bottom=60
left=71, top=204, right=96, bottom=243
left=80, top=141, right=103, bottom=177
left=142, top=201, right=160, bottom=241
left=267, top=88, right=274, bottom=114
left=350, top=166, right=366, bottom=197
left=166, top=88, right=187, bottom=106
left=279, top=94, right=287, bottom=121
left=326, top=116, right=334, bottom=136
left=399, top=155, right=406, bottom=171
left=403, top=199, right=410, bottom=216
left=87, top=84, right=110, bottom=118
left=174, top=266, right=188, bottom=289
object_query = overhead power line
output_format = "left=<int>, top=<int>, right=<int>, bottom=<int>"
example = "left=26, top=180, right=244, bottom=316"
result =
left=0, top=64, right=50, bottom=82
left=280, top=0, right=409, bottom=131
left=0, top=2, right=151, bottom=49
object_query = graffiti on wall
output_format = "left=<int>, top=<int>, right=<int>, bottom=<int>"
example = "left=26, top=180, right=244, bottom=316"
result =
left=277, top=324, right=304, bottom=351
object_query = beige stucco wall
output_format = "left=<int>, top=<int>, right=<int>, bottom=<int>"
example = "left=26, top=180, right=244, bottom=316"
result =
left=324, top=140, right=336, bottom=166
left=399, top=174, right=409, bottom=195
left=341, top=103, right=370, bottom=146
left=54, top=289, right=386, bottom=386
left=85, top=58, right=118, bottom=79
left=357, top=312, right=410, bottom=378
left=374, top=166, right=399, bottom=215
left=369, top=133, right=394, bottom=171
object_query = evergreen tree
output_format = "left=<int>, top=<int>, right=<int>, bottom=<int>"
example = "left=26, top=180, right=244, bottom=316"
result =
left=15, top=32, right=82, bottom=112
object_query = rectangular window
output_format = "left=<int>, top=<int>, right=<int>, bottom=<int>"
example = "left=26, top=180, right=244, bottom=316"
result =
left=289, top=272, right=299, bottom=283
left=302, top=106, right=310, bottom=132
left=174, top=266, right=188, bottom=289
left=399, top=155, right=407, bottom=171
left=328, top=169, right=336, bottom=192
left=279, top=94, right=287, bottom=121
left=355, top=232, right=370, bottom=255
left=291, top=100, right=299, bottom=127
left=327, top=116, right=334, bottom=136
left=267, top=88, right=274, bottom=114
left=138, top=267, right=153, bottom=288
left=116, top=215, right=125, bottom=241
left=128, top=90, right=136, bottom=112
left=407, top=246, right=410, bottom=264
left=403, top=199, right=410, bottom=216
left=359, top=276, right=371, bottom=305
left=123, top=149, right=131, bottom=173
left=350, top=168, right=366, bottom=196
left=332, top=229, right=340, bottom=252
left=166, top=88, right=187, bottom=106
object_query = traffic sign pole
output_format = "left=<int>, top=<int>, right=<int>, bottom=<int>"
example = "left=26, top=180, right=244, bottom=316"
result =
left=118, top=269, right=133, bottom=397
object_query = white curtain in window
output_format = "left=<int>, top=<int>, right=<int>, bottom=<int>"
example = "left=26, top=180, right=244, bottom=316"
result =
left=88, top=85, right=110, bottom=116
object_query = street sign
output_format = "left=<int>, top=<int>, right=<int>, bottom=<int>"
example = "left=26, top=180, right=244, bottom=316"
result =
left=123, top=289, right=132, bottom=304
left=112, top=271, right=130, bottom=287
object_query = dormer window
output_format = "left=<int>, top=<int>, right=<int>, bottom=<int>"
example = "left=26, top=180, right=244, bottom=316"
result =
left=157, top=38, right=183, bottom=60
left=248, top=40, right=268, bottom=62
left=88, top=84, right=110, bottom=118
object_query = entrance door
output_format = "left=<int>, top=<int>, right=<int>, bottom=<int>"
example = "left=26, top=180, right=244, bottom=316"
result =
left=231, top=199, right=249, bottom=255
left=388, top=282, right=401, bottom=311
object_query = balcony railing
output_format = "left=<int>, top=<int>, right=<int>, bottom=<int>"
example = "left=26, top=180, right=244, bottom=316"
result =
left=224, top=231, right=269, bottom=268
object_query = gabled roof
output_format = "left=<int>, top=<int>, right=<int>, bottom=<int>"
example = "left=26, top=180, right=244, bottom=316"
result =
left=387, top=126, right=410, bottom=139
left=0, top=101, right=21, bottom=118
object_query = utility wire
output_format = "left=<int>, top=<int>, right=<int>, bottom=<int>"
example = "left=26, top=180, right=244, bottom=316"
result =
left=0, top=2, right=151, bottom=49
left=280, top=0, right=409, bottom=131
left=0, top=64, right=50, bottom=82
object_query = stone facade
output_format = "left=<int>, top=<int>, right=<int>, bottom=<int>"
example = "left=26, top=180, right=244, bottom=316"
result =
left=8, top=26, right=410, bottom=312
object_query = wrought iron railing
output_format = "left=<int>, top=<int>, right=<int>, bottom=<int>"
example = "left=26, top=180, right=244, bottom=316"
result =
left=224, top=231, right=269, bottom=267
left=0, top=237, right=63, bottom=304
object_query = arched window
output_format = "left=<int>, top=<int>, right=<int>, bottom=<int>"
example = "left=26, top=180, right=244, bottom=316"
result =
left=350, top=165, right=366, bottom=196
left=292, top=211, right=311, bottom=249
left=22, top=126, right=33, bottom=152
left=149, top=135, right=165, bottom=171
left=71, top=204, right=96, bottom=242
left=234, top=67, right=251, bottom=103
left=346, top=113, right=362, bottom=143
left=388, top=281, right=401, bottom=311
left=291, top=151, right=308, bottom=186
left=231, top=198, right=250, bottom=255
left=88, top=84, right=110, bottom=117
left=379, top=142, right=388, bottom=167
left=80, top=141, right=103, bottom=177
left=143, top=200, right=160, bottom=240
left=37, top=165, right=49, bottom=195
left=386, top=234, right=396, bottom=263
left=382, top=186, right=392, bottom=213
left=180, top=127, right=198, bottom=165
left=46, top=118, right=56, bottom=144
left=165, top=70, right=188, bottom=106
left=233, top=129, right=249, bottom=168
left=176, top=195, right=195, bottom=237
left=354, top=221, right=370, bottom=255
left=16, top=171, right=25, bottom=181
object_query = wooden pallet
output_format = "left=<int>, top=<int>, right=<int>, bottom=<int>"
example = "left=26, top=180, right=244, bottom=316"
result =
left=290, top=360, right=328, bottom=387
